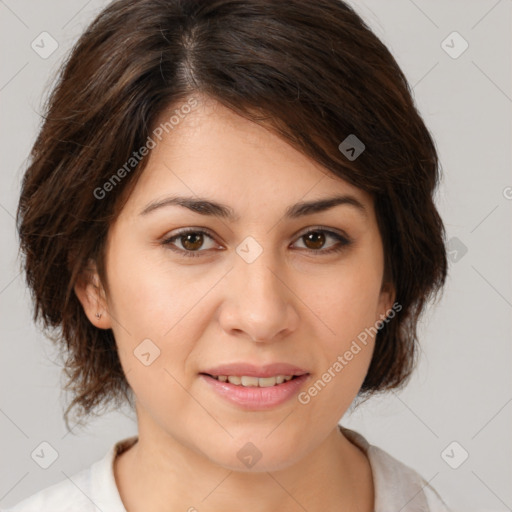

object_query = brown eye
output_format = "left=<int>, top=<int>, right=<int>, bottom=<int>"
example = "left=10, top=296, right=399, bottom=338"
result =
left=292, top=228, right=352, bottom=255
left=161, top=229, right=218, bottom=258
left=181, top=232, right=204, bottom=251
left=162, top=227, right=351, bottom=259
left=302, top=231, right=326, bottom=250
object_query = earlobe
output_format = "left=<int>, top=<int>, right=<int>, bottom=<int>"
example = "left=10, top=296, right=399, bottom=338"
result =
left=73, top=262, right=112, bottom=329
left=377, top=281, right=397, bottom=324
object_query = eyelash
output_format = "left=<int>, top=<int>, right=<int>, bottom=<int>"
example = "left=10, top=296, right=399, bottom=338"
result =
left=160, top=227, right=352, bottom=258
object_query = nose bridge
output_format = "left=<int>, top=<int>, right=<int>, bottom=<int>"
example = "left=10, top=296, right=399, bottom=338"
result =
left=222, top=236, right=297, bottom=342
left=236, top=237, right=285, bottom=308
left=240, top=248, right=280, bottom=298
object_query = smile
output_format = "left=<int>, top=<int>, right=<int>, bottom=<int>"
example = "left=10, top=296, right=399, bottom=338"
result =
left=200, top=373, right=310, bottom=410
left=206, top=374, right=297, bottom=387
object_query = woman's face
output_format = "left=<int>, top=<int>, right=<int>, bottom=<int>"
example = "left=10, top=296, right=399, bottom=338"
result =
left=80, top=95, right=394, bottom=471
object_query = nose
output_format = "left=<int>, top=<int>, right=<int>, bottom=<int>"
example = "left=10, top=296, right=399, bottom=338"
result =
left=218, top=247, right=299, bottom=343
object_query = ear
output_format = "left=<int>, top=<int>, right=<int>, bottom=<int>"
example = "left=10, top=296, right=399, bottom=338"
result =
left=74, top=260, right=112, bottom=329
left=375, top=280, right=397, bottom=326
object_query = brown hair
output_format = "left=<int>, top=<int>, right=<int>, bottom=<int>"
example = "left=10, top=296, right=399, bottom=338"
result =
left=17, top=0, right=447, bottom=429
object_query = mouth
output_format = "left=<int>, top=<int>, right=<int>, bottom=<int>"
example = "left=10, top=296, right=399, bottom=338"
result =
left=200, top=373, right=302, bottom=387
left=198, top=363, right=310, bottom=410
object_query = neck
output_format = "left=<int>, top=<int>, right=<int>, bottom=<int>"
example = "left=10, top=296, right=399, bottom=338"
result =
left=114, top=423, right=374, bottom=512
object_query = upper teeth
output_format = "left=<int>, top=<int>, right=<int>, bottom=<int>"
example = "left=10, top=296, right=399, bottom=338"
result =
left=214, top=375, right=295, bottom=387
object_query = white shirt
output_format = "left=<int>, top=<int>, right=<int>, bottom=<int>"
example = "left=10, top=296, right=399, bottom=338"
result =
left=2, top=426, right=452, bottom=512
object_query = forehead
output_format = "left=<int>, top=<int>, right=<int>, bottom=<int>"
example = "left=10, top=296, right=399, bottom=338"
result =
left=121, top=96, right=374, bottom=218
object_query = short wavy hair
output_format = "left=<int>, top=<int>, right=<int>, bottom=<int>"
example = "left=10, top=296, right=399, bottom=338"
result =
left=17, top=0, right=448, bottom=429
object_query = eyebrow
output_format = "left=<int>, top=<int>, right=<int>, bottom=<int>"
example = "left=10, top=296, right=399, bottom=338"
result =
left=139, top=194, right=368, bottom=221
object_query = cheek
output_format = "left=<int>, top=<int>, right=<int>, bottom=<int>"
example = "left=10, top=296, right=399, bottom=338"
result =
left=104, top=257, right=203, bottom=423
left=293, top=252, right=383, bottom=407
left=296, top=276, right=378, bottom=421
left=105, top=235, right=202, bottom=336
left=304, top=257, right=384, bottom=348
left=103, top=238, right=206, bottom=388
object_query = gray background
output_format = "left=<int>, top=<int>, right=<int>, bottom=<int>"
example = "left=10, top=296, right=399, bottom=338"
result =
left=1, top=1, right=510, bottom=511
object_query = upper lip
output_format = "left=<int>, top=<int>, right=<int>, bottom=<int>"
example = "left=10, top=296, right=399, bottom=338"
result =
left=201, top=363, right=309, bottom=378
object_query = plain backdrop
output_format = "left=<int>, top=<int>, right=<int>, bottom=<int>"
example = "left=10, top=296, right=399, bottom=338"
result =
left=0, top=1, right=510, bottom=511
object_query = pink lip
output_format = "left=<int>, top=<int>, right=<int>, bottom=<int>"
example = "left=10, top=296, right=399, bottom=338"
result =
left=199, top=373, right=310, bottom=411
left=201, top=362, right=309, bottom=378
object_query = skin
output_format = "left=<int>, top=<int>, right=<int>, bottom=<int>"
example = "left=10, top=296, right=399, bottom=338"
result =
left=75, top=94, right=395, bottom=512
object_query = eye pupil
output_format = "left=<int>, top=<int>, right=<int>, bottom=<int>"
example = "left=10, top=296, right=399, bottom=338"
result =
left=182, top=233, right=203, bottom=250
left=304, top=231, right=325, bottom=250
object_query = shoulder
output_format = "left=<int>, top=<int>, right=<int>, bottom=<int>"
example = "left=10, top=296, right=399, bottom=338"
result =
left=2, top=437, right=136, bottom=512
left=340, top=425, right=453, bottom=512
left=1, top=465, right=95, bottom=512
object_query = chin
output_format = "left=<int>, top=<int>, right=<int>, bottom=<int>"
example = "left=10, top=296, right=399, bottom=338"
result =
left=199, top=431, right=309, bottom=473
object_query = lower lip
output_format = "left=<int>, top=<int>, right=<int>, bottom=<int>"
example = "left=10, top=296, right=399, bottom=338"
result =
left=200, top=374, right=310, bottom=410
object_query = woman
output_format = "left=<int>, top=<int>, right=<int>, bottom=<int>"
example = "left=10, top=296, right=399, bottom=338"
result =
left=7, top=0, right=450, bottom=510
